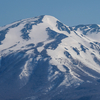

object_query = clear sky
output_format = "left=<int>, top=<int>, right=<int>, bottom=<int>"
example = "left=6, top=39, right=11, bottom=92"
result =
left=0, top=0, right=100, bottom=27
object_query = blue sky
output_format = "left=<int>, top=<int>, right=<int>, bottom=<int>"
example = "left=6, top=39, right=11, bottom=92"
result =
left=0, top=0, right=100, bottom=27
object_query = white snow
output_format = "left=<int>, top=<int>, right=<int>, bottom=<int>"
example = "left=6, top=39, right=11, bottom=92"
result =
left=0, top=23, right=24, bottom=51
left=42, top=15, right=58, bottom=29
left=59, top=74, right=83, bottom=87
left=19, top=57, right=33, bottom=79
left=37, top=46, right=44, bottom=52
left=29, top=23, right=48, bottom=44
left=87, top=32, right=100, bottom=42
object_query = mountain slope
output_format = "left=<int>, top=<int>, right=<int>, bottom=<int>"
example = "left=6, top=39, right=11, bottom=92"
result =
left=0, top=15, right=100, bottom=100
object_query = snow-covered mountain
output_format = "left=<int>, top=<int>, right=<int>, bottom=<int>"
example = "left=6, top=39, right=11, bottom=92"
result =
left=0, top=15, right=100, bottom=100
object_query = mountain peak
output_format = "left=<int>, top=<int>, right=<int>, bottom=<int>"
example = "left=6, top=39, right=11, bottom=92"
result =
left=43, top=15, right=58, bottom=23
